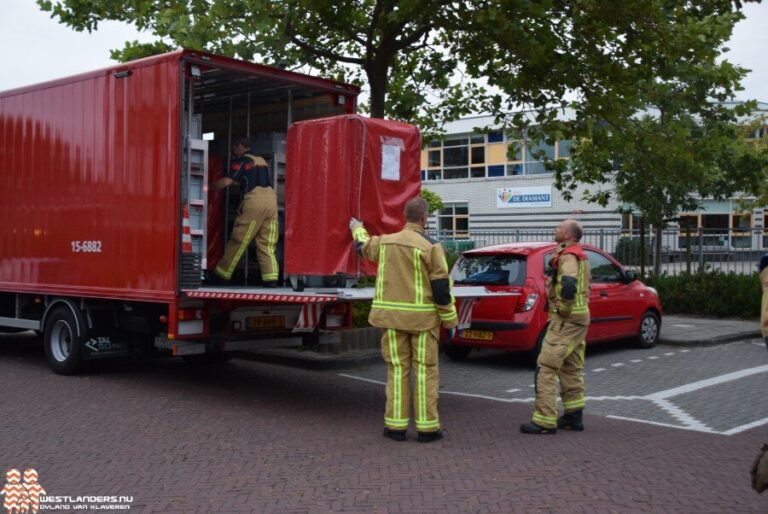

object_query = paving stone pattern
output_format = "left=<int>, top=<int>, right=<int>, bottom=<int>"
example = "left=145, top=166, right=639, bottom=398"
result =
left=0, top=333, right=766, bottom=513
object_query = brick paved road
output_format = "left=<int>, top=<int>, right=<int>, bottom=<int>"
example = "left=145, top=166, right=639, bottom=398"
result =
left=0, top=331, right=766, bottom=513
left=345, top=338, right=768, bottom=436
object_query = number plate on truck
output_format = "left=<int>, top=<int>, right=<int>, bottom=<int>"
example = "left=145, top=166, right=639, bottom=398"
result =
left=461, top=329, right=493, bottom=341
left=246, top=316, right=285, bottom=329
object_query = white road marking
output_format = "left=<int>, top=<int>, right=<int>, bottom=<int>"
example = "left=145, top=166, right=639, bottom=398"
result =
left=653, top=398, right=713, bottom=431
left=646, top=364, right=768, bottom=400
left=752, top=342, right=766, bottom=348
left=611, top=363, right=624, bottom=367
left=679, top=349, right=690, bottom=353
left=592, top=368, right=606, bottom=372
left=528, top=384, right=535, bottom=388
left=648, top=356, right=659, bottom=360
left=630, top=359, right=643, bottom=363
left=339, top=364, right=768, bottom=437
left=664, top=352, right=675, bottom=356
left=607, top=415, right=716, bottom=434
left=721, top=416, right=768, bottom=436
left=338, top=373, right=537, bottom=403
left=671, top=324, right=695, bottom=328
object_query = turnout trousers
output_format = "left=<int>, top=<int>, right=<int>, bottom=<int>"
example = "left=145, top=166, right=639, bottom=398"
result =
left=380, top=327, right=440, bottom=433
left=215, top=187, right=279, bottom=282
left=532, top=313, right=589, bottom=429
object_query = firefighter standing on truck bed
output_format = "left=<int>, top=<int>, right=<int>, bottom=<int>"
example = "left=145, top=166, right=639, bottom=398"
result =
left=350, top=197, right=458, bottom=443
left=213, top=136, right=279, bottom=286
left=521, top=219, right=591, bottom=435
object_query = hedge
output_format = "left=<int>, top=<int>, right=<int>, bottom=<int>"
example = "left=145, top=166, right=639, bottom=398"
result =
left=644, top=270, right=761, bottom=319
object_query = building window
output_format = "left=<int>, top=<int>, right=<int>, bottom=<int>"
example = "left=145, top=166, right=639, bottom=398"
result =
left=443, top=146, right=468, bottom=167
left=428, top=150, right=441, bottom=167
left=470, top=166, right=486, bottom=178
left=443, top=167, right=469, bottom=180
left=732, top=214, right=752, bottom=248
left=471, top=146, right=485, bottom=164
left=438, top=203, right=469, bottom=237
left=557, top=139, right=573, bottom=159
left=488, top=165, right=505, bottom=177
left=621, top=213, right=643, bottom=234
left=525, top=141, right=555, bottom=175
left=487, top=131, right=504, bottom=143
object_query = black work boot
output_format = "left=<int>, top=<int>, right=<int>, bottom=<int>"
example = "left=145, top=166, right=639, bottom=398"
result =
left=520, top=422, right=557, bottom=435
left=417, top=429, right=444, bottom=443
left=383, top=428, right=407, bottom=442
left=557, top=410, right=584, bottom=431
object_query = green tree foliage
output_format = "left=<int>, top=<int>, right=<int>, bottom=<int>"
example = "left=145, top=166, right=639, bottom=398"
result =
left=420, top=188, right=443, bottom=215
left=38, top=0, right=768, bottom=199
left=455, top=1, right=768, bottom=226
left=36, top=0, right=486, bottom=128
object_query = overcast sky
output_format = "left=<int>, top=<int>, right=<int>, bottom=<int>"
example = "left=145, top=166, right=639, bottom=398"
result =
left=1, top=0, right=767, bottom=101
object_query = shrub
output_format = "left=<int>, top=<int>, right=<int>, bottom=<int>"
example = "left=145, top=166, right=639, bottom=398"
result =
left=615, top=237, right=652, bottom=266
left=644, top=270, right=761, bottom=318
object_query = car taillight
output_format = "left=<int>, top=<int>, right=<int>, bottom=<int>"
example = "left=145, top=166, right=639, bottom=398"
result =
left=516, top=278, right=539, bottom=312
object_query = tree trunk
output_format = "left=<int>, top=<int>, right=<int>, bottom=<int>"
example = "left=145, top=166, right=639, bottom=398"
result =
left=654, top=226, right=662, bottom=276
left=639, top=217, right=646, bottom=280
left=366, top=65, right=388, bottom=118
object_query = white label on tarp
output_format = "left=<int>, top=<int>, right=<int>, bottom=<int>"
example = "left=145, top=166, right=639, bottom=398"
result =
left=381, top=143, right=401, bottom=181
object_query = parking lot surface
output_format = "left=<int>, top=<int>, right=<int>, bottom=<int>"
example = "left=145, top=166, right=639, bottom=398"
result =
left=0, top=332, right=766, bottom=513
left=343, top=338, right=768, bottom=436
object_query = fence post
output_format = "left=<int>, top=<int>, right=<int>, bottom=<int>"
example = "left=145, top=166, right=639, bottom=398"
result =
left=599, top=229, right=604, bottom=251
left=698, top=228, right=704, bottom=269
left=515, top=229, right=520, bottom=242
left=685, top=228, right=691, bottom=274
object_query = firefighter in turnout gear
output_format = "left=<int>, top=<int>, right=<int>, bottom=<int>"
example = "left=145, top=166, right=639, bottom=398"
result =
left=350, top=197, right=458, bottom=443
left=521, top=219, right=591, bottom=435
left=214, top=137, right=279, bottom=286
left=759, top=254, right=768, bottom=350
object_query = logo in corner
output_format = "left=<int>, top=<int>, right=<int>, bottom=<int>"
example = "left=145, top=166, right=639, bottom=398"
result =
left=1, top=469, right=46, bottom=514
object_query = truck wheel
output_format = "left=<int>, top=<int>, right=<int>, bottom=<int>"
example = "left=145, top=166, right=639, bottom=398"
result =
left=635, top=311, right=660, bottom=349
left=44, top=306, right=84, bottom=375
left=442, top=344, right=471, bottom=361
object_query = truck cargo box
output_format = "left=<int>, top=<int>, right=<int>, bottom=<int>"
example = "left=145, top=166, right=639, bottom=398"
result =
left=284, top=115, right=421, bottom=278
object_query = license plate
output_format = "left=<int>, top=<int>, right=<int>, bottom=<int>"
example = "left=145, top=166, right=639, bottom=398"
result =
left=246, top=316, right=285, bottom=329
left=461, top=329, right=493, bottom=341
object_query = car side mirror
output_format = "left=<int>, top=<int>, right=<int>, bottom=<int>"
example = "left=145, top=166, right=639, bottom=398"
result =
left=625, top=270, right=637, bottom=283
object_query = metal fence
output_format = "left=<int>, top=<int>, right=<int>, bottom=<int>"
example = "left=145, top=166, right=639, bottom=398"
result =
left=431, top=228, right=768, bottom=275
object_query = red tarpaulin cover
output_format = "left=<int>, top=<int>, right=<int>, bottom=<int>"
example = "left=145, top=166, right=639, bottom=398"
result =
left=285, top=115, right=422, bottom=277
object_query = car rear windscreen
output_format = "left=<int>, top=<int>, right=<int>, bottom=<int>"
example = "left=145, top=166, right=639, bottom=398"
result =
left=452, top=254, right=527, bottom=286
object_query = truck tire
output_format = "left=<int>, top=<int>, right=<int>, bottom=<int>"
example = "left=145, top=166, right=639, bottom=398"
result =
left=43, top=306, right=85, bottom=375
left=635, top=310, right=660, bottom=349
left=442, top=344, right=471, bottom=361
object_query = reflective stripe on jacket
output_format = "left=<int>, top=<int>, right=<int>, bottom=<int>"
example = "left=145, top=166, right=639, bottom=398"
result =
left=353, top=223, right=458, bottom=331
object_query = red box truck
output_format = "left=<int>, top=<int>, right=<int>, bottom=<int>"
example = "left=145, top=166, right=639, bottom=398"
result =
left=0, top=49, right=497, bottom=374
left=0, top=49, right=412, bottom=373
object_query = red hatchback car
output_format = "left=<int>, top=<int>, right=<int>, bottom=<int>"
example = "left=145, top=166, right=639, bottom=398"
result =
left=442, top=242, right=663, bottom=361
